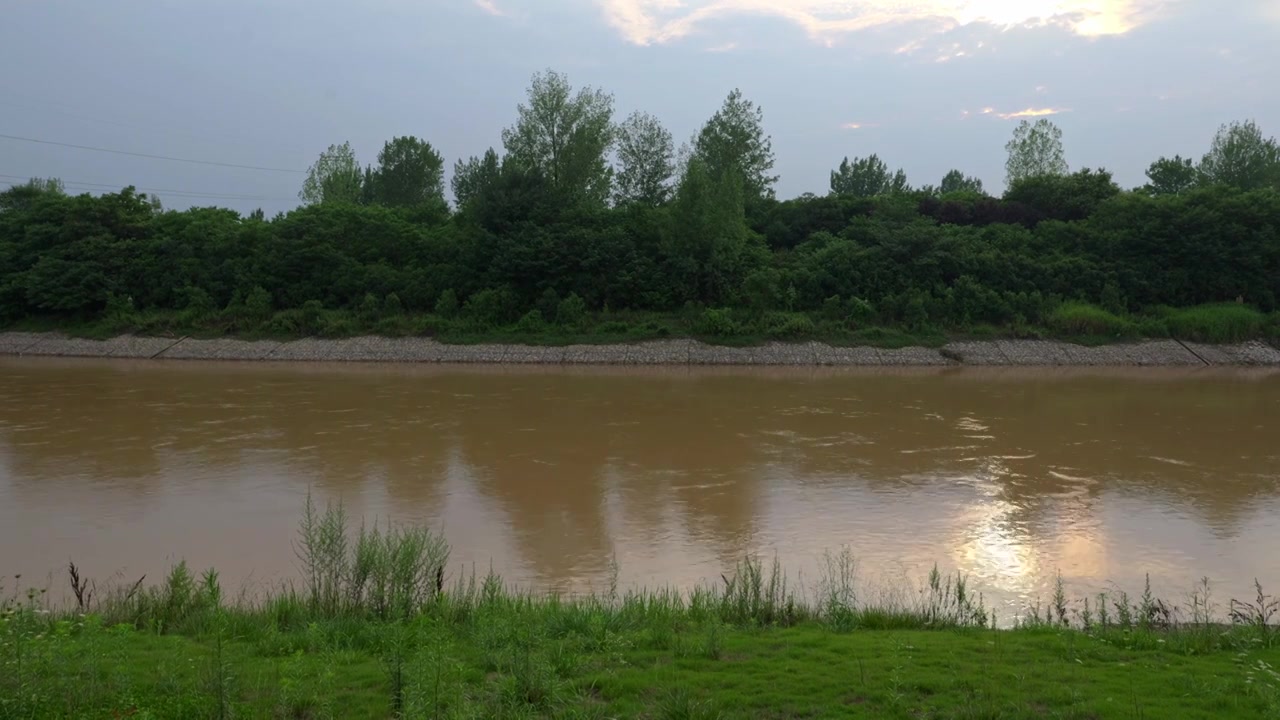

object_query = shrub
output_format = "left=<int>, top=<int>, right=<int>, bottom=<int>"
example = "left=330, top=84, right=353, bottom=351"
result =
left=556, top=293, right=588, bottom=328
left=536, top=288, right=560, bottom=320
left=515, top=309, right=545, bottom=333
left=435, top=289, right=460, bottom=319
left=383, top=292, right=404, bottom=316
left=765, top=312, right=816, bottom=339
left=358, top=292, right=380, bottom=323
left=1048, top=302, right=1134, bottom=337
left=463, top=289, right=516, bottom=327
left=1163, top=303, right=1267, bottom=343
left=244, top=286, right=273, bottom=323
left=821, top=295, right=845, bottom=322
left=699, top=308, right=737, bottom=338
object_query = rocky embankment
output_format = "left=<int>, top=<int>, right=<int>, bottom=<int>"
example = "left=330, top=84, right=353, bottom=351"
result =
left=2, top=331, right=1279, bottom=366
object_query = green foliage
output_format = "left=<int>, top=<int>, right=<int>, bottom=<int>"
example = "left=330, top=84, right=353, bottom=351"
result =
left=830, top=154, right=909, bottom=197
left=1163, top=303, right=1268, bottom=343
left=1143, top=155, right=1199, bottom=195
left=300, top=141, right=364, bottom=205
left=938, top=169, right=984, bottom=195
left=615, top=111, right=675, bottom=206
left=1004, top=168, right=1120, bottom=221
left=692, top=88, right=777, bottom=200
left=1005, top=118, right=1068, bottom=186
left=555, top=292, right=587, bottom=328
left=1049, top=302, right=1134, bottom=337
left=367, top=135, right=446, bottom=209
left=502, top=69, right=615, bottom=206
left=464, top=289, right=516, bottom=327
left=434, top=289, right=460, bottom=319
left=1199, top=119, right=1280, bottom=191
left=451, top=148, right=501, bottom=210
left=698, top=308, right=737, bottom=337
left=2, top=113, right=1279, bottom=348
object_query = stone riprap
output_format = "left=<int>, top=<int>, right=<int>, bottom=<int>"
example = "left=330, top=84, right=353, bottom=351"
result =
left=0, top=331, right=1277, bottom=367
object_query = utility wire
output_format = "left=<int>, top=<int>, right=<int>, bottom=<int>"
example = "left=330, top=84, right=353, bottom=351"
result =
left=0, top=173, right=295, bottom=202
left=0, top=133, right=305, bottom=173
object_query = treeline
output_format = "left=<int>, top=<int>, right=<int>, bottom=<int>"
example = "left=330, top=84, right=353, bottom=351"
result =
left=1, top=70, right=1278, bottom=344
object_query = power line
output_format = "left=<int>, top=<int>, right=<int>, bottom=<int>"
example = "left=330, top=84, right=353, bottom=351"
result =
left=0, top=173, right=296, bottom=202
left=0, top=133, right=305, bottom=173
left=0, top=95, right=312, bottom=155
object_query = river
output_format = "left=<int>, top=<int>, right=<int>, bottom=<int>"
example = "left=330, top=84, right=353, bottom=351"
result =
left=2, top=357, right=1278, bottom=617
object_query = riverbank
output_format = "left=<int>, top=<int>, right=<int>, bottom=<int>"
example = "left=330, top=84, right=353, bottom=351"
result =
left=4, top=563, right=1279, bottom=719
left=3, top=331, right=1280, bottom=366
left=5, top=503, right=1280, bottom=718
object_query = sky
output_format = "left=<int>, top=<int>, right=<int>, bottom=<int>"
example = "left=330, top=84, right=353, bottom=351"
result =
left=2, top=0, right=1277, bottom=215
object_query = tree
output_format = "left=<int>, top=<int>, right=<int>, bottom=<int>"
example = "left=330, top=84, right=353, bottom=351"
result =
left=452, top=148, right=501, bottom=209
left=692, top=89, right=778, bottom=200
left=939, top=169, right=984, bottom=195
left=367, top=136, right=446, bottom=208
left=23, top=177, right=66, bottom=195
left=614, top=111, right=675, bottom=206
left=299, top=142, right=363, bottom=205
left=501, top=69, right=615, bottom=205
left=1005, top=168, right=1120, bottom=222
left=830, top=155, right=909, bottom=197
left=665, top=156, right=766, bottom=304
left=1142, top=155, right=1199, bottom=195
left=1005, top=119, right=1068, bottom=187
left=1198, top=120, right=1280, bottom=190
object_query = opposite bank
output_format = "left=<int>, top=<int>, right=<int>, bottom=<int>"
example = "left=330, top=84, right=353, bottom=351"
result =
left=2, top=331, right=1280, bottom=366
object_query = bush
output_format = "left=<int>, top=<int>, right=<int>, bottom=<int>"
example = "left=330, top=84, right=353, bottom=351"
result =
left=463, top=289, right=516, bottom=327
left=515, top=309, right=545, bottom=333
left=764, top=312, right=816, bottom=339
left=435, top=289, right=460, bottom=319
left=383, top=292, right=404, bottom=316
left=1048, top=302, right=1133, bottom=337
left=1163, top=303, right=1267, bottom=344
left=358, top=293, right=381, bottom=323
left=244, top=286, right=273, bottom=324
left=699, top=308, right=737, bottom=338
left=556, top=293, right=588, bottom=328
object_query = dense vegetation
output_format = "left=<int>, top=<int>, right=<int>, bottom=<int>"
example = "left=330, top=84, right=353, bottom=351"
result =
left=3, top=71, right=1279, bottom=347
left=4, top=503, right=1279, bottom=718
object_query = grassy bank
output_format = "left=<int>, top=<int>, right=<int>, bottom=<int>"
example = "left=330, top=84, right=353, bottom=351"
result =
left=9, top=301, right=1280, bottom=350
left=4, top=502, right=1280, bottom=718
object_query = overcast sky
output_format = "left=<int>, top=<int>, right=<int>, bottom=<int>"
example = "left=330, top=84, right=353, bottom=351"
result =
left=2, top=0, right=1277, bottom=214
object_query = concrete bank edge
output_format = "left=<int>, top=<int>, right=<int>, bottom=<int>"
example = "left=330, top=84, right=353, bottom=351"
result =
left=2, top=332, right=1279, bottom=367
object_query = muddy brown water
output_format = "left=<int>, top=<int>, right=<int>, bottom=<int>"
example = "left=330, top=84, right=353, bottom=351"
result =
left=2, top=357, right=1278, bottom=617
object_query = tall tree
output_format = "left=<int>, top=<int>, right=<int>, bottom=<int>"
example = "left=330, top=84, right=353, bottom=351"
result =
left=666, top=157, right=764, bottom=304
left=1142, top=155, right=1199, bottom=195
left=299, top=142, right=363, bottom=205
left=692, top=89, right=778, bottom=200
left=1198, top=120, right=1280, bottom=190
left=614, top=111, right=675, bottom=206
left=501, top=69, right=615, bottom=205
left=939, top=169, right=984, bottom=195
left=368, top=136, right=445, bottom=208
left=1005, top=119, right=1068, bottom=187
left=452, top=148, right=501, bottom=209
left=830, top=155, right=909, bottom=197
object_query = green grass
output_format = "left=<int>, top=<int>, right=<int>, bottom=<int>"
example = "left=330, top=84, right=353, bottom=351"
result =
left=1158, top=303, right=1271, bottom=344
left=1047, top=302, right=1136, bottom=340
left=4, top=504, right=1280, bottom=718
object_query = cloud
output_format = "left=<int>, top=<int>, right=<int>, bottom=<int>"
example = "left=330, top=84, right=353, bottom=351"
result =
left=474, top=0, right=505, bottom=16
left=596, top=1, right=1172, bottom=46
left=997, top=107, right=1068, bottom=119
left=841, top=122, right=864, bottom=129
left=706, top=41, right=738, bottom=52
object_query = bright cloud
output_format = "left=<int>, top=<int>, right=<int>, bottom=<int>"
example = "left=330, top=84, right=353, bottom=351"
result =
left=841, top=122, right=864, bottom=129
left=596, top=0, right=1169, bottom=46
left=474, top=0, right=505, bottom=16
left=997, top=107, right=1068, bottom=119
